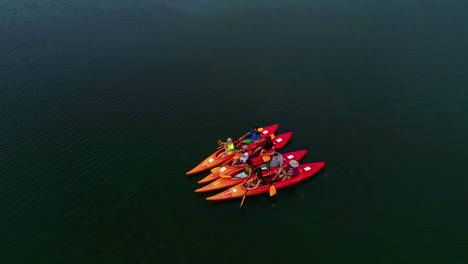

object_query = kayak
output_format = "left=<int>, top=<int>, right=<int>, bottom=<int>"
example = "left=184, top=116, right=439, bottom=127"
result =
left=195, top=150, right=308, bottom=192
left=197, top=131, right=294, bottom=183
left=206, top=162, right=325, bottom=201
left=197, top=132, right=294, bottom=184
left=186, top=124, right=279, bottom=175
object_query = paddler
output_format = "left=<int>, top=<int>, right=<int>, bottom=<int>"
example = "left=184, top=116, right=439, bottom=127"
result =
left=237, top=126, right=262, bottom=147
left=272, top=160, right=300, bottom=181
left=250, top=135, right=274, bottom=157
left=232, top=160, right=255, bottom=179
left=231, top=148, right=249, bottom=167
left=269, top=152, right=284, bottom=168
left=217, top=138, right=235, bottom=158
left=244, top=168, right=268, bottom=189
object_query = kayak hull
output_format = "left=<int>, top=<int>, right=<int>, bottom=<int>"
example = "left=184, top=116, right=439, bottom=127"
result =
left=197, top=132, right=294, bottom=183
left=206, top=162, right=325, bottom=201
left=195, top=150, right=308, bottom=192
left=186, top=149, right=233, bottom=175
left=186, top=124, right=279, bottom=175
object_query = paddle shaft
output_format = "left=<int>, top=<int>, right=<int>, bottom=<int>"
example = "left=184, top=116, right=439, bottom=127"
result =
left=240, top=188, right=249, bottom=208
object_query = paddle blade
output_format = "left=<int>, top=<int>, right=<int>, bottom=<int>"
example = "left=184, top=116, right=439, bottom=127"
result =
left=210, top=167, right=220, bottom=173
left=233, top=155, right=241, bottom=160
left=262, top=155, right=271, bottom=162
left=219, top=174, right=231, bottom=178
left=269, top=185, right=277, bottom=196
left=258, top=127, right=264, bottom=132
left=270, top=134, right=275, bottom=139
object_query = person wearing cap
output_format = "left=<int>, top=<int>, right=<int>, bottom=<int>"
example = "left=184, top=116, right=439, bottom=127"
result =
left=218, top=138, right=235, bottom=158
left=272, top=160, right=300, bottom=181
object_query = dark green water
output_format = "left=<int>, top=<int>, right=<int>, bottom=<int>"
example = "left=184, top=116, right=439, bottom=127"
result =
left=1, top=0, right=467, bottom=263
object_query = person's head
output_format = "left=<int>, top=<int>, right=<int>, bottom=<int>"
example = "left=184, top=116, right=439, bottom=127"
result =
left=252, top=126, right=258, bottom=132
left=289, top=160, right=299, bottom=168
left=255, top=168, right=265, bottom=183
left=227, top=138, right=233, bottom=143
left=245, top=160, right=253, bottom=168
left=265, top=135, right=272, bottom=142
left=273, top=152, right=280, bottom=156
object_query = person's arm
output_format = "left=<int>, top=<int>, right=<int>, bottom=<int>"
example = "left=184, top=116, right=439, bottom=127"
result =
left=240, top=130, right=253, bottom=140
left=243, top=178, right=252, bottom=187
left=272, top=167, right=282, bottom=181
left=260, top=150, right=274, bottom=156
left=248, top=179, right=261, bottom=190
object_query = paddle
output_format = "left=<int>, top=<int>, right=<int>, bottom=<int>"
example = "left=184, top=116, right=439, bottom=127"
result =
left=239, top=165, right=257, bottom=208
left=269, top=183, right=277, bottom=196
left=265, top=158, right=276, bottom=196
left=210, top=166, right=223, bottom=173
left=240, top=185, right=249, bottom=208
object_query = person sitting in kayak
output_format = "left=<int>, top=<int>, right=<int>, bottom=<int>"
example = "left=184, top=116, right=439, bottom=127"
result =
left=260, top=151, right=284, bottom=170
left=231, top=148, right=249, bottom=167
left=236, top=126, right=262, bottom=147
left=232, top=160, right=254, bottom=179
left=272, top=160, right=300, bottom=181
left=269, top=152, right=284, bottom=168
left=250, top=135, right=274, bottom=157
left=235, top=135, right=254, bottom=149
left=243, top=168, right=267, bottom=189
left=218, top=138, right=235, bottom=158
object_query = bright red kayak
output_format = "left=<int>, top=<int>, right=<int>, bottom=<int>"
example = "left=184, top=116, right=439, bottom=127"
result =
left=195, top=150, right=308, bottom=192
left=197, top=132, right=294, bottom=183
left=206, top=162, right=325, bottom=201
left=186, top=124, right=279, bottom=175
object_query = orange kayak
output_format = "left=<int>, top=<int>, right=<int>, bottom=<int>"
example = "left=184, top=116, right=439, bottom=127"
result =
left=195, top=150, right=308, bottom=192
left=197, top=132, right=294, bottom=183
left=186, top=124, right=279, bottom=175
left=206, top=162, right=326, bottom=201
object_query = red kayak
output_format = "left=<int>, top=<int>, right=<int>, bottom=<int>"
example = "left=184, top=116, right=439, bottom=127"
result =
left=206, top=162, right=326, bottom=201
left=186, top=124, right=279, bottom=175
left=197, top=132, right=294, bottom=184
left=195, top=150, right=308, bottom=192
